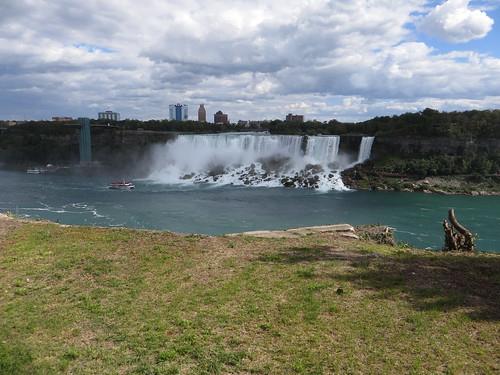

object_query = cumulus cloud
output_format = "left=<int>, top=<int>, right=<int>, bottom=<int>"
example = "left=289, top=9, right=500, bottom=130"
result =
left=420, top=0, right=494, bottom=43
left=0, top=0, right=499, bottom=121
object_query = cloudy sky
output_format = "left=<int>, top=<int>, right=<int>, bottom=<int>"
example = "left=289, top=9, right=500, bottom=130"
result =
left=1, top=0, right=500, bottom=122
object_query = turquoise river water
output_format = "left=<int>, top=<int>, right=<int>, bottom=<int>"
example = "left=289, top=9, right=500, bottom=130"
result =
left=0, top=170, right=499, bottom=252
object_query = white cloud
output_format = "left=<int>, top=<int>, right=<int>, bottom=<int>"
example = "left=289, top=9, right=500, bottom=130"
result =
left=0, top=0, right=499, bottom=121
left=420, top=0, right=494, bottom=43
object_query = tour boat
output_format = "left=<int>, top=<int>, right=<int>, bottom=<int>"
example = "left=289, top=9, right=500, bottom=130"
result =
left=27, top=167, right=48, bottom=174
left=108, top=181, right=135, bottom=190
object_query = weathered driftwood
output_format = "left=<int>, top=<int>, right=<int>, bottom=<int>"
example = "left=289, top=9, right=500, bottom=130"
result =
left=443, top=209, right=475, bottom=252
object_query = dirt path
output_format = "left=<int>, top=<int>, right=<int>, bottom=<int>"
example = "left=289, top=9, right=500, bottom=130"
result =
left=0, top=214, right=21, bottom=249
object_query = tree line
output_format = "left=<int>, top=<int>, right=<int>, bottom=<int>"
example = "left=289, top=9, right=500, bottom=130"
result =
left=2, top=108, right=500, bottom=139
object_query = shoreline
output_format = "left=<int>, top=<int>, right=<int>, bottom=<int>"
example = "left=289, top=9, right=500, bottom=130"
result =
left=0, top=213, right=382, bottom=240
left=342, top=169, right=500, bottom=196
left=346, top=183, right=500, bottom=196
left=3, top=212, right=497, bottom=254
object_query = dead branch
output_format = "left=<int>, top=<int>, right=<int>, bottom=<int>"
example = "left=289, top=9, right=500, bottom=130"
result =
left=443, top=209, right=475, bottom=252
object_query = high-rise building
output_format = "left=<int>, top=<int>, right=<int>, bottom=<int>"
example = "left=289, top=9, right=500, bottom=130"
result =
left=214, top=110, right=229, bottom=125
left=98, top=111, right=120, bottom=121
left=285, top=113, right=304, bottom=122
left=169, top=104, right=188, bottom=121
left=198, top=104, right=207, bottom=123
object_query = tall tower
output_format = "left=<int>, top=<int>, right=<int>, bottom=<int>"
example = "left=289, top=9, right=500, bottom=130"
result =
left=175, top=104, right=183, bottom=121
left=78, top=117, right=92, bottom=165
left=169, top=105, right=175, bottom=120
left=169, top=104, right=188, bottom=121
left=198, top=104, right=206, bottom=123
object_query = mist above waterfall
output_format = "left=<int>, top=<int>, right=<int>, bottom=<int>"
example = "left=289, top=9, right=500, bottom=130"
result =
left=147, top=133, right=374, bottom=191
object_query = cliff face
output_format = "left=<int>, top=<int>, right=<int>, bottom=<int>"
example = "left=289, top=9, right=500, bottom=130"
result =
left=2, top=125, right=498, bottom=169
left=340, top=135, right=500, bottom=195
left=0, top=125, right=80, bottom=166
left=90, top=128, right=176, bottom=168
left=338, top=135, right=363, bottom=155
left=371, top=136, right=500, bottom=159
left=335, top=135, right=500, bottom=163
left=0, top=125, right=176, bottom=167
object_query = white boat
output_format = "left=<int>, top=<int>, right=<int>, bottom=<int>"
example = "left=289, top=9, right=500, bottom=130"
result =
left=108, top=181, right=135, bottom=190
left=27, top=168, right=47, bottom=174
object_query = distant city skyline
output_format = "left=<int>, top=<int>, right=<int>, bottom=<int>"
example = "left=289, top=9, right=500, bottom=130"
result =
left=1, top=1, right=500, bottom=122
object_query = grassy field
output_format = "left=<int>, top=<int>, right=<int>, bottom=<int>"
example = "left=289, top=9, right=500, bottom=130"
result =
left=0, top=218, right=499, bottom=374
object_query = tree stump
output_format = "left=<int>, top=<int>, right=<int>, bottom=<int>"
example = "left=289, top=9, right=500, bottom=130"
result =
left=443, top=209, right=475, bottom=252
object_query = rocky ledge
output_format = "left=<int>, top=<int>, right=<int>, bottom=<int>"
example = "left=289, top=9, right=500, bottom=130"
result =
left=229, top=224, right=396, bottom=245
left=342, top=164, right=500, bottom=196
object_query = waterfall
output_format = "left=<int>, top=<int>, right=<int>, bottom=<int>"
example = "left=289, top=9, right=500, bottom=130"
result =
left=305, top=136, right=340, bottom=166
left=358, top=136, right=375, bottom=163
left=147, top=133, right=371, bottom=190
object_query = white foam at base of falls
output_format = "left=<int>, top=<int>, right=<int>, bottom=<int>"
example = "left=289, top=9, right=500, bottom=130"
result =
left=147, top=134, right=374, bottom=191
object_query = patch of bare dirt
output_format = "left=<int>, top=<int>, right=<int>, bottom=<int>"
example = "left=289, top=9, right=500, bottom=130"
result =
left=0, top=214, right=21, bottom=250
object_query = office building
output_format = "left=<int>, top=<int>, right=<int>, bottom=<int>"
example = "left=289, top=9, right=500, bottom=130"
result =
left=214, top=110, right=229, bottom=125
left=98, top=111, right=120, bottom=121
left=285, top=113, right=304, bottom=122
left=169, top=104, right=189, bottom=121
left=198, top=104, right=207, bottom=123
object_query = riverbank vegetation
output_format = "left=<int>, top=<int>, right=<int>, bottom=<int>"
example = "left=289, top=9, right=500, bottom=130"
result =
left=374, top=154, right=500, bottom=177
left=342, top=156, right=500, bottom=195
left=1, top=217, right=499, bottom=374
left=349, top=108, right=500, bottom=138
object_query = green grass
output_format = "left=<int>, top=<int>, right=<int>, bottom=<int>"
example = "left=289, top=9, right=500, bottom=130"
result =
left=0, top=222, right=499, bottom=374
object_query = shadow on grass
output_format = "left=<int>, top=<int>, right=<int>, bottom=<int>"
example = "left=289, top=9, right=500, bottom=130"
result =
left=258, top=246, right=380, bottom=264
left=258, top=246, right=500, bottom=321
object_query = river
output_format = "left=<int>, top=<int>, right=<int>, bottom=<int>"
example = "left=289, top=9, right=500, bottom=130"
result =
left=1, top=170, right=499, bottom=252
